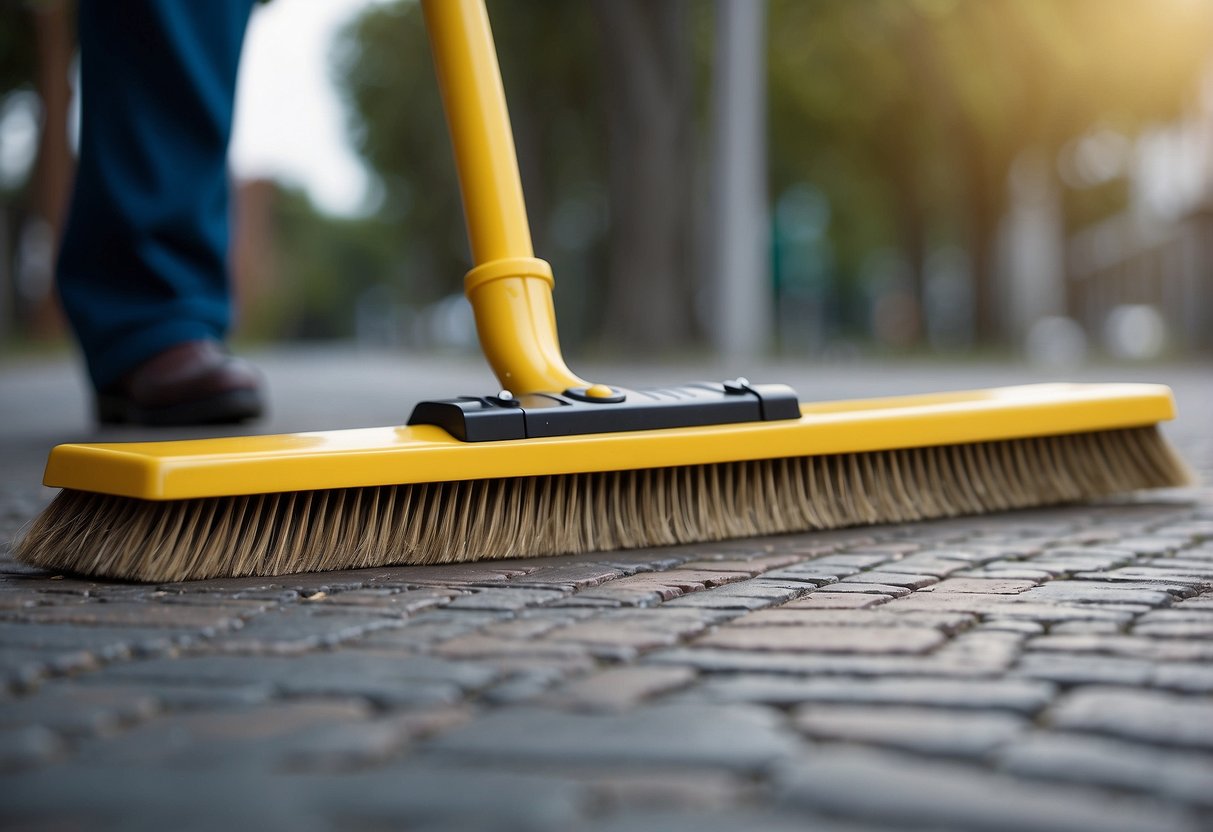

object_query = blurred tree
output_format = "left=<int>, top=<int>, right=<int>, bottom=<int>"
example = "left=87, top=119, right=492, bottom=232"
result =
left=334, top=0, right=613, bottom=350
left=254, top=185, right=402, bottom=340
left=0, top=0, right=72, bottom=342
left=768, top=0, right=1213, bottom=346
left=591, top=0, right=697, bottom=351
left=335, top=0, right=703, bottom=353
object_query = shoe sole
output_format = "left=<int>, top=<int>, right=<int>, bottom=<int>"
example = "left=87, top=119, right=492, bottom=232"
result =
left=96, top=388, right=265, bottom=427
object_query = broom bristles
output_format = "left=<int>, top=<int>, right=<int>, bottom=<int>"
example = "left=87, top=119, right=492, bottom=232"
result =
left=14, top=426, right=1195, bottom=583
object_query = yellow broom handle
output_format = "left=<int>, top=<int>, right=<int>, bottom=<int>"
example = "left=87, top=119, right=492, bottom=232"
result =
left=422, top=0, right=586, bottom=394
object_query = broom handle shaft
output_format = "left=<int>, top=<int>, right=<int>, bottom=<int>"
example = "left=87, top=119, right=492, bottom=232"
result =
left=422, top=0, right=586, bottom=394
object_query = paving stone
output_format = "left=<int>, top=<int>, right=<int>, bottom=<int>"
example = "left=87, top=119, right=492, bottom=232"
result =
left=315, top=587, right=460, bottom=614
left=1027, top=633, right=1213, bottom=662
left=95, top=651, right=497, bottom=706
left=732, top=608, right=975, bottom=633
left=548, top=595, right=634, bottom=608
left=928, top=631, right=1024, bottom=674
left=0, top=595, right=41, bottom=612
left=75, top=677, right=278, bottom=709
left=1000, top=732, right=1213, bottom=808
left=319, top=762, right=595, bottom=829
left=845, top=541, right=922, bottom=555
left=517, top=605, right=599, bottom=622
left=1013, top=581, right=1177, bottom=606
left=776, top=592, right=890, bottom=609
left=0, top=601, right=250, bottom=631
left=920, top=547, right=1008, bottom=565
left=979, top=619, right=1046, bottom=635
left=473, top=648, right=617, bottom=704
left=183, top=572, right=368, bottom=594
left=920, top=577, right=1039, bottom=594
left=577, top=570, right=742, bottom=601
left=0, top=622, right=202, bottom=659
left=953, top=567, right=1058, bottom=582
left=477, top=614, right=581, bottom=640
left=1171, top=595, right=1213, bottom=609
left=1047, top=687, right=1213, bottom=751
left=1134, top=619, right=1213, bottom=638
left=694, top=675, right=1054, bottom=714
left=660, top=580, right=808, bottom=609
left=569, top=585, right=672, bottom=607
left=775, top=746, right=1198, bottom=832
left=1014, top=654, right=1157, bottom=687
left=433, top=633, right=594, bottom=661
left=1036, top=545, right=1139, bottom=565
left=878, top=592, right=1018, bottom=614
left=888, top=592, right=1138, bottom=624
left=542, top=619, right=684, bottom=652
left=591, top=550, right=696, bottom=573
left=988, top=560, right=1089, bottom=578
left=874, top=554, right=968, bottom=577
left=0, top=725, right=64, bottom=772
left=0, top=685, right=160, bottom=737
left=356, top=610, right=512, bottom=647
left=542, top=666, right=697, bottom=711
left=1140, top=558, right=1213, bottom=578
left=441, top=587, right=569, bottom=611
left=580, top=806, right=824, bottom=832
left=793, top=704, right=1027, bottom=758
left=679, top=552, right=805, bottom=573
left=806, top=582, right=911, bottom=597
left=368, top=562, right=538, bottom=586
left=647, top=646, right=998, bottom=677
left=428, top=703, right=802, bottom=770
left=500, top=560, right=627, bottom=589
left=200, top=607, right=407, bottom=654
left=694, top=624, right=946, bottom=654
left=1071, top=569, right=1210, bottom=590
left=3, top=761, right=589, bottom=831
left=600, top=606, right=737, bottom=631
left=1048, top=620, right=1126, bottom=635
left=1109, top=537, right=1187, bottom=556
left=838, top=572, right=938, bottom=589
left=1152, top=663, right=1213, bottom=693
left=810, top=554, right=892, bottom=569
left=764, top=564, right=856, bottom=583
left=0, top=645, right=101, bottom=690
left=280, top=705, right=473, bottom=770
left=69, top=700, right=376, bottom=769
left=1153, top=520, right=1213, bottom=539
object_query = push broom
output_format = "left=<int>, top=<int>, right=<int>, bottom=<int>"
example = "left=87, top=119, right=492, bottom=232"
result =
left=15, top=0, right=1193, bottom=582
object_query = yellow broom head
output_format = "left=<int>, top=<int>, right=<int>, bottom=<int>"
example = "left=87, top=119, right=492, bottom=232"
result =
left=13, top=384, right=1195, bottom=583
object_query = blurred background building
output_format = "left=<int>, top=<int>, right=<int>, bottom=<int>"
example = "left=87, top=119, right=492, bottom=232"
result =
left=2, top=0, right=1212, bottom=364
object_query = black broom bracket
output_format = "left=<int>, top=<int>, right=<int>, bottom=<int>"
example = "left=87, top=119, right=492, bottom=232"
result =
left=408, top=381, right=801, bottom=442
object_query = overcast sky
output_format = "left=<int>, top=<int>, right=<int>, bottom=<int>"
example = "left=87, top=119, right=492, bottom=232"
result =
left=230, top=0, right=390, bottom=217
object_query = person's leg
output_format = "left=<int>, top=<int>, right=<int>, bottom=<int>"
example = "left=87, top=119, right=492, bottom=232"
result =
left=58, top=0, right=256, bottom=393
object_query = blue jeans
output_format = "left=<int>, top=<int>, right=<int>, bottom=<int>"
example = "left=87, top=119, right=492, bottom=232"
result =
left=57, top=0, right=256, bottom=390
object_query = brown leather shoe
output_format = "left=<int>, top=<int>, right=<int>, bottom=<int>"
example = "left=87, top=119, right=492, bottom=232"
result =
left=96, top=340, right=265, bottom=426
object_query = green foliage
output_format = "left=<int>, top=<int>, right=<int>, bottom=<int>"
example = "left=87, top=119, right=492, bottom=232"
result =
left=768, top=0, right=1213, bottom=284
left=331, top=0, right=609, bottom=344
left=245, top=186, right=403, bottom=340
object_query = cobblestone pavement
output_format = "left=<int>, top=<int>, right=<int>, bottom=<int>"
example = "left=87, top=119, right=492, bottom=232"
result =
left=1, top=354, right=1211, bottom=831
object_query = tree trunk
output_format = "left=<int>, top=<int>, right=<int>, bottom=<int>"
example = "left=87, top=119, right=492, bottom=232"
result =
left=966, top=175, right=1001, bottom=344
left=957, top=126, right=1003, bottom=345
left=590, top=0, right=695, bottom=353
left=28, top=0, right=73, bottom=338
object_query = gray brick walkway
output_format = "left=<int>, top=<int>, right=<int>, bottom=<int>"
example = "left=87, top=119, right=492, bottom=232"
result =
left=1, top=352, right=1211, bottom=831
